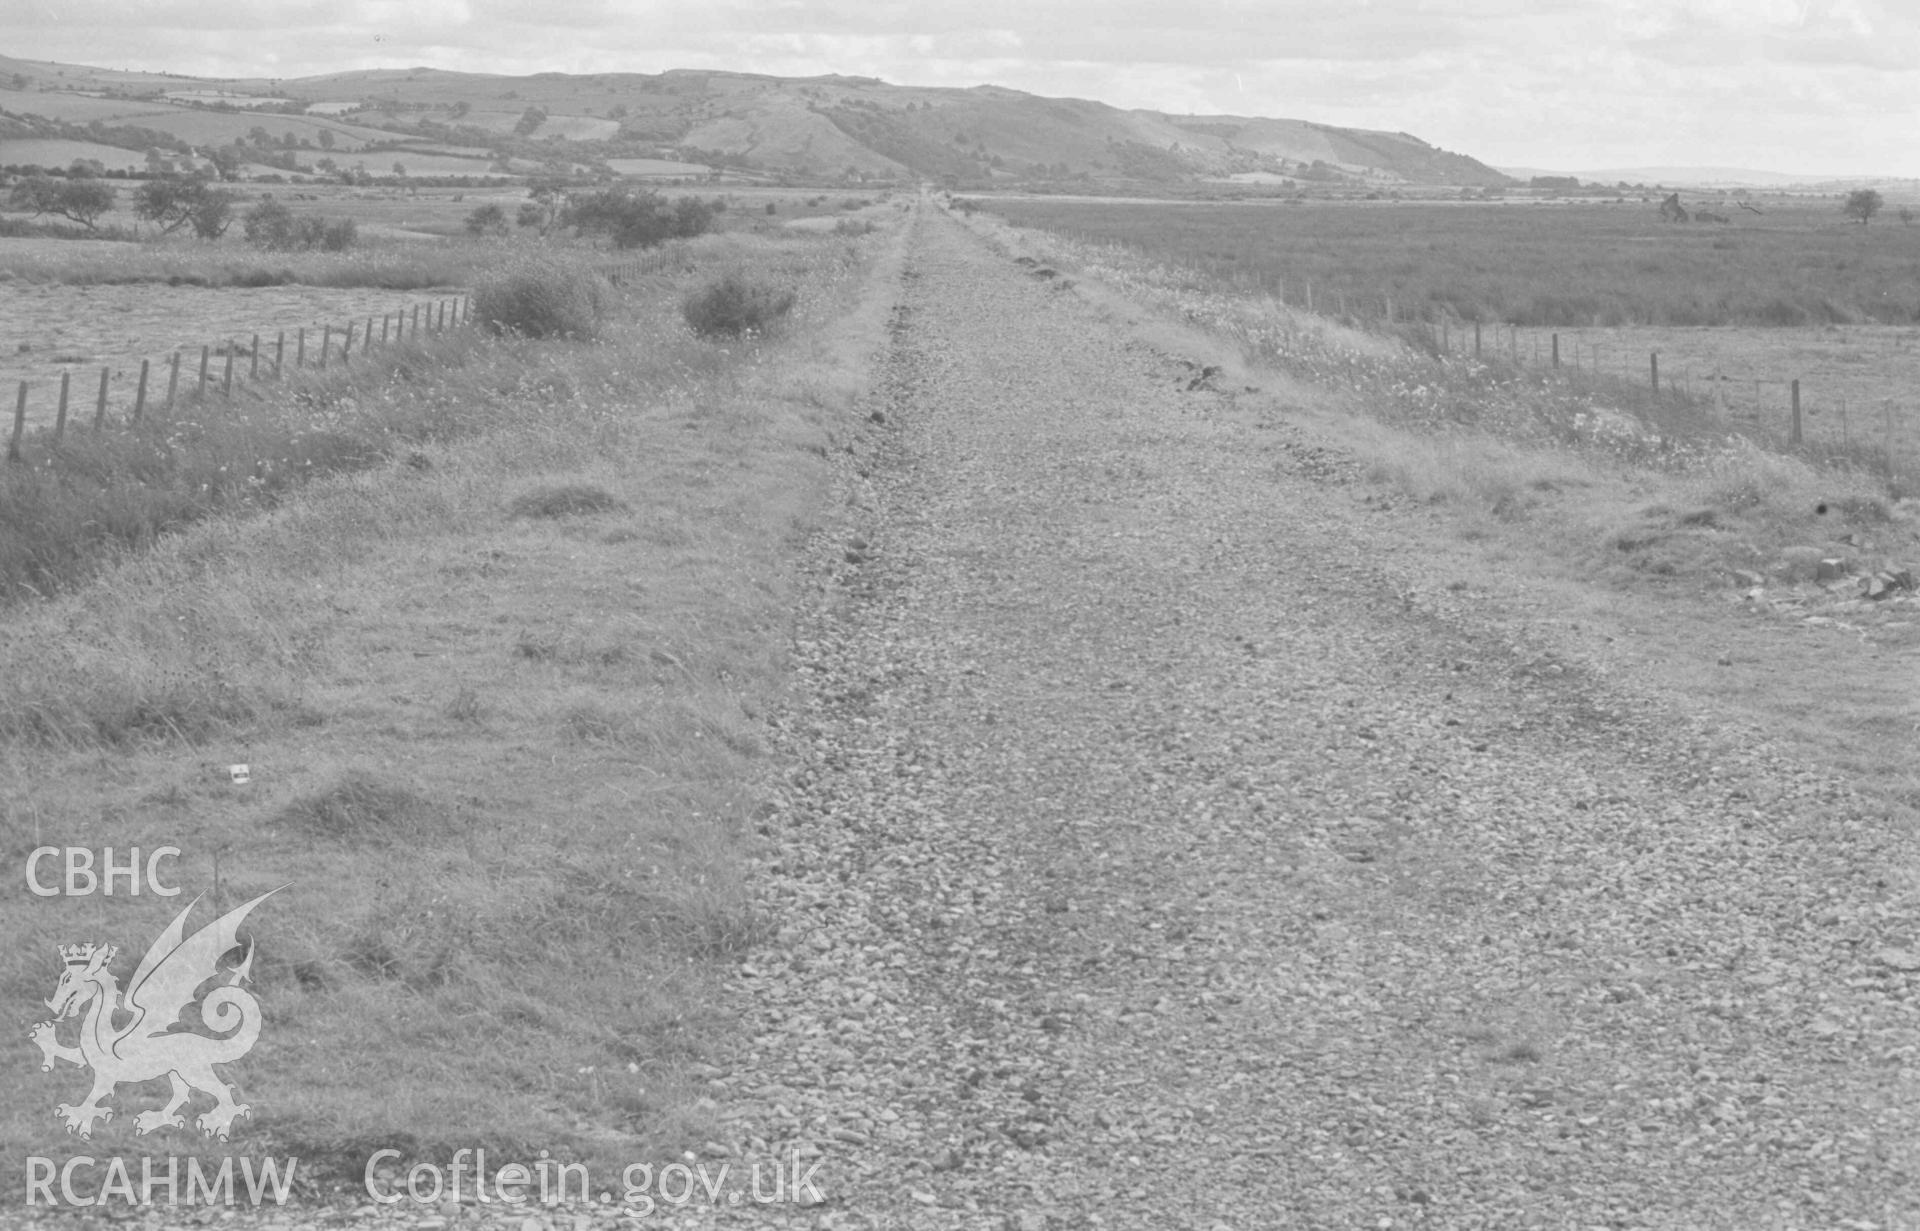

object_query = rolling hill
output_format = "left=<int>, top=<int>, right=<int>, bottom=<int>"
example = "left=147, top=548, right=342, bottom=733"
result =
left=0, top=52, right=1510, bottom=189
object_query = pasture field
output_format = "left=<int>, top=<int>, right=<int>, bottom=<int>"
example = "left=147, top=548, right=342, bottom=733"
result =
left=0, top=138, right=148, bottom=173
left=0, top=280, right=468, bottom=425
left=983, top=198, right=1920, bottom=329
left=0, top=86, right=398, bottom=152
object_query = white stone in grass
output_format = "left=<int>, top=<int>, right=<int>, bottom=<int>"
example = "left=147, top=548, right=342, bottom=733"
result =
left=1874, top=947, right=1920, bottom=972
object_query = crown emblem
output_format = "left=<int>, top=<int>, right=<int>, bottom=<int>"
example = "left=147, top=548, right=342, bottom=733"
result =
left=59, top=943, right=112, bottom=967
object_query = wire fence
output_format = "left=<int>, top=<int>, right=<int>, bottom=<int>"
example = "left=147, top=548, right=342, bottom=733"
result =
left=1225, top=271, right=1918, bottom=476
left=6, top=294, right=473, bottom=464
left=1419, top=316, right=1915, bottom=467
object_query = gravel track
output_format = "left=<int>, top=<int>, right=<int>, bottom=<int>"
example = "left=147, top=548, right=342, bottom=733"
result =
left=715, top=202, right=1919, bottom=1231
left=63, top=200, right=1916, bottom=1231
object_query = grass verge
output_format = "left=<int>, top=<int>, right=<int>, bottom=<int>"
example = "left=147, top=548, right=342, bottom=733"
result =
left=0, top=214, right=905, bottom=1195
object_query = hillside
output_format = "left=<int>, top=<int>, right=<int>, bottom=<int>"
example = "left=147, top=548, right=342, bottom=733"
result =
left=0, top=53, right=1510, bottom=188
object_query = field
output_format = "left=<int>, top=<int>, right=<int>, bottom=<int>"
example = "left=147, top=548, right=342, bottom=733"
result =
left=0, top=279, right=467, bottom=426
left=0, top=87, right=398, bottom=152
left=0, top=139, right=148, bottom=173
left=983, top=198, right=1920, bottom=328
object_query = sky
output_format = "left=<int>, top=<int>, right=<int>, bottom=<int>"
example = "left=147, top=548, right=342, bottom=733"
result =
left=4, top=0, right=1916, bottom=178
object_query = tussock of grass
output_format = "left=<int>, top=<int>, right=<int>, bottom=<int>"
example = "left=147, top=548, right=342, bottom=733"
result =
left=276, top=771, right=447, bottom=842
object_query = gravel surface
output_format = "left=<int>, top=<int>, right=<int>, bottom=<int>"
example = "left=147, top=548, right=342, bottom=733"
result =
left=45, top=199, right=1917, bottom=1231
left=706, top=202, right=1920, bottom=1230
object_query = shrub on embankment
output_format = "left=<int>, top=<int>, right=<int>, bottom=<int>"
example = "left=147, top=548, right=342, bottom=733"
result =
left=472, top=253, right=613, bottom=340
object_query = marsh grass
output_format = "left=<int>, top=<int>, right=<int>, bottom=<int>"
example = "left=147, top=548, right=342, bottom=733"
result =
left=987, top=199, right=1920, bottom=328
left=0, top=221, right=904, bottom=1193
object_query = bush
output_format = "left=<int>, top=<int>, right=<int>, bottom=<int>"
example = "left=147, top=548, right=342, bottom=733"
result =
left=465, top=203, right=508, bottom=236
left=320, top=218, right=356, bottom=252
left=242, top=200, right=356, bottom=251
left=473, top=255, right=610, bottom=340
left=681, top=274, right=794, bottom=338
left=242, top=198, right=295, bottom=248
left=563, top=189, right=719, bottom=249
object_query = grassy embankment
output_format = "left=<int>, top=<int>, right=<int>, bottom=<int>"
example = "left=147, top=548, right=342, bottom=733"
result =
left=0, top=210, right=907, bottom=1193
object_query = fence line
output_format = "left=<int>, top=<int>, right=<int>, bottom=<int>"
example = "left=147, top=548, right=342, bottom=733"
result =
left=1211, top=270, right=1911, bottom=467
left=7, top=294, right=472, bottom=464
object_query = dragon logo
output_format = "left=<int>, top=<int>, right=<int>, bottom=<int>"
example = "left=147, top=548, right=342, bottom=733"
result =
left=29, top=889, right=281, bottom=1141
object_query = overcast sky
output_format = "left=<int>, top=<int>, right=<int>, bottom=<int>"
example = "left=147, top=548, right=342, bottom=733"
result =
left=5, top=0, right=1915, bottom=178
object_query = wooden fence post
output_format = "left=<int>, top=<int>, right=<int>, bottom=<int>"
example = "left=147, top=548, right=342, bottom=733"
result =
left=296, top=328, right=306, bottom=368
left=222, top=347, right=235, bottom=397
left=55, top=371, right=70, bottom=441
left=131, top=359, right=148, bottom=427
left=1551, top=333, right=1560, bottom=369
left=413, top=304, right=421, bottom=335
left=381, top=314, right=390, bottom=345
left=250, top=334, right=260, bottom=380
left=1474, top=320, right=1482, bottom=358
left=166, top=350, right=181, bottom=412
left=342, top=322, right=354, bottom=363
left=1790, top=379, right=1802, bottom=445
left=1650, top=352, right=1659, bottom=395
left=1441, top=320, right=1449, bottom=353
left=320, top=325, right=331, bottom=370
left=197, top=346, right=210, bottom=400
left=94, top=367, right=108, bottom=429
left=276, top=332, right=285, bottom=378
left=1305, top=281, right=1313, bottom=313
left=9, top=383, right=26, bottom=463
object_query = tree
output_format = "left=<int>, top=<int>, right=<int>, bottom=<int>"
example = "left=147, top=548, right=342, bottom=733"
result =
left=188, top=186, right=238, bottom=238
left=514, top=105, right=549, bottom=137
left=393, top=161, right=407, bottom=177
left=1900, top=206, right=1916, bottom=227
left=132, top=175, right=234, bottom=237
left=317, top=129, right=334, bottom=151
left=8, top=176, right=116, bottom=230
left=205, top=145, right=243, bottom=181
left=1842, top=188, right=1884, bottom=225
